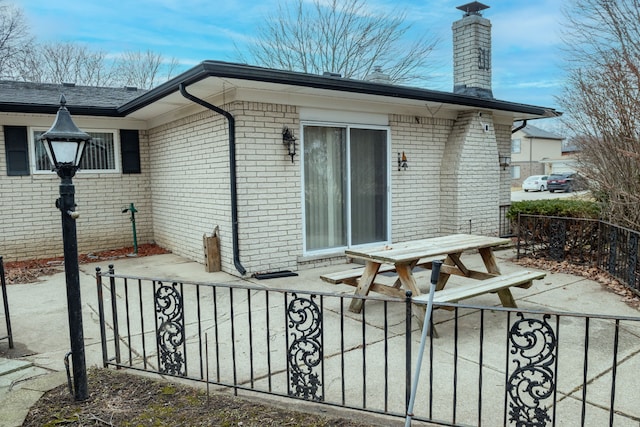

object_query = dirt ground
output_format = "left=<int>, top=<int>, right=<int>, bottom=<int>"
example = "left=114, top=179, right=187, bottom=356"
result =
left=22, top=368, right=377, bottom=427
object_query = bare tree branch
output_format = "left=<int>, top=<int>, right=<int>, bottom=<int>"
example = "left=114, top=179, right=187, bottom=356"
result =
left=560, top=0, right=640, bottom=229
left=0, top=1, right=33, bottom=78
left=237, top=0, right=438, bottom=84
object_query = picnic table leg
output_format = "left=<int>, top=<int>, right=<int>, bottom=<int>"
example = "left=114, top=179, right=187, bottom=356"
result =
left=479, top=247, right=518, bottom=308
left=391, top=259, right=419, bottom=289
left=348, top=262, right=381, bottom=313
left=479, top=247, right=501, bottom=275
left=436, top=255, right=455, bottom=290
left=397, top=264, right=439, bottom=336
left=497, top=289, right=518, bottom=308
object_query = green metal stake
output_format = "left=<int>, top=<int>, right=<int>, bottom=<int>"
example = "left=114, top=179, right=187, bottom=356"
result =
left=123, top=203, right=138, bottom=255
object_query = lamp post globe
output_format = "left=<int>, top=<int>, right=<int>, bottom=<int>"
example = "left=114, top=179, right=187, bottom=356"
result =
left=40, top=94, right=91, bottom=401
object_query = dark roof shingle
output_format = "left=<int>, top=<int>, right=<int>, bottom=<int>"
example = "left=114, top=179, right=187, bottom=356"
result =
left=0, top=81, right=147, bottom=115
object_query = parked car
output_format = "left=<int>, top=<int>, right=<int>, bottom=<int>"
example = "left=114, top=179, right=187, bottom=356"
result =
left=547, top=172, right=585, bottom=193
left=522, top=175, right=548, bottom=192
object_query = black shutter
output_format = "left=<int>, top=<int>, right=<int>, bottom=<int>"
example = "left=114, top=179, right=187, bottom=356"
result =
left=4, top=126, right=29, bottom=176
left=120, top=129, right=141, bottom=174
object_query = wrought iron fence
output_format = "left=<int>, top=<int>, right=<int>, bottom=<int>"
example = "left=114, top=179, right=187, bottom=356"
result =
left=516, top=214, right=640, bottom=296
left=499, top=204, right=513, bottom=237
left=96, top=266, right=640, bottom=426
left=0, top=256, right=13, bottom=349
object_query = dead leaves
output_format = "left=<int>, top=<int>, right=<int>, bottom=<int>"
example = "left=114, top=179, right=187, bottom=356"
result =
left=514, top=256, right=640, bottom=308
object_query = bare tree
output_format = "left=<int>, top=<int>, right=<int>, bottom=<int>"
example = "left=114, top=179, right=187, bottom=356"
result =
left=13, top=42, right=117, bottom=86
left=113, top=50, right=179, bottom=89
left=0, top=1, right=32, bottom=79
left=559, top=0, right=640, bottom=229
left=239, top=0, right=438, bottom=84
left=11, top=43, right=179, bottom=89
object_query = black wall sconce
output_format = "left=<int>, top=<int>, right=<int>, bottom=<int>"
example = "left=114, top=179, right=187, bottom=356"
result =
left=499, top=154, right=511, bottom=170
left=282, top=126, right=297, bottom=163
left=398, top=151, right=408, bottom=171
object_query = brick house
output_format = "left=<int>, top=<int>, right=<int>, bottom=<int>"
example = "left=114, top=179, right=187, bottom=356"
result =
left=511, top=122, right=565, bottom=185
left=0, top=4, right=559, bottom=275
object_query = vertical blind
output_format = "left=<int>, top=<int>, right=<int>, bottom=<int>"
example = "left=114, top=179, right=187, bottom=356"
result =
left=34, top=131, right=116, bottom=171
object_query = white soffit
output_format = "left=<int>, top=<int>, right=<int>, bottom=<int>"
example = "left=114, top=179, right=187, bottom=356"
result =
left=125, top=76, right=545, bottom=123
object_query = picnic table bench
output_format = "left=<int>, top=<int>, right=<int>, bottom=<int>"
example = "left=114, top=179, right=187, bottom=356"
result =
left=412, top=269, right=546, bottom=307
left=323, top=234, right=544, bottom=315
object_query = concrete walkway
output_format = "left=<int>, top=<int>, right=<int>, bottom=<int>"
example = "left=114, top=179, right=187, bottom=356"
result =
left=1, top=248, right=639, bottom=426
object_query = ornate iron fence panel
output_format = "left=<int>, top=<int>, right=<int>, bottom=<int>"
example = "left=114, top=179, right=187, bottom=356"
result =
left=285, top=293, right=323, bottom=401
left=154, top=281, right=186, bottom=376
left=506, top=312, right=557, bottom=426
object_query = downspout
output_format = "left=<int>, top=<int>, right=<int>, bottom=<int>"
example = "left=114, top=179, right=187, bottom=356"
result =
left=512, top=119, right=527, bottom=134
left=179, top=83, right=246, bottom=275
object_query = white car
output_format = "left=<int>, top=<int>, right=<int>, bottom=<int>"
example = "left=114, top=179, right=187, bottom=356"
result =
left=522, top=175, right=548, bottom=192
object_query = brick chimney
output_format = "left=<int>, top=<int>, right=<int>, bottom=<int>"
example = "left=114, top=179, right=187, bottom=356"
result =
left=452, top=2, right=493, bottom=98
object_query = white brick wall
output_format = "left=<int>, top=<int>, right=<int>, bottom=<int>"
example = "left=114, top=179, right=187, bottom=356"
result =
left=441, top=111, right=500, bottom=235
left=389, top=114, right=453, bottom=241
left=1, top=102, right=514, bottom=273
left=0, top=126, right=153, bottom=261
left=147, top=102, right=302, bottom=275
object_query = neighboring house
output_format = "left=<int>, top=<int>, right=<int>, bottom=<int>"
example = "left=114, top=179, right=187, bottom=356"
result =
left=542, top=142, right=580, bottom=174
left=510, top=122, right=565, bottom=185
left=0, top=4, right=560, bottom=276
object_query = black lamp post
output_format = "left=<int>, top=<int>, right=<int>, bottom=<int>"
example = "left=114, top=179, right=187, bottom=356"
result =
left=40, top=94, right=91, bottom=401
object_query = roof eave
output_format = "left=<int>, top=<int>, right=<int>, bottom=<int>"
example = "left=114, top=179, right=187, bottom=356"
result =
left=118, top=60, right=562, bottom=119
left=0, top=102, right=122, bottom=117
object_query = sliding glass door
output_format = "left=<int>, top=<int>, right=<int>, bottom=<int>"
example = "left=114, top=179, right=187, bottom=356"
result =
left=303, top=124, right=388, bottom=252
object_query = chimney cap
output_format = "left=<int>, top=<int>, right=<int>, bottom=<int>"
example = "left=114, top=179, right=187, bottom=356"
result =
left=456, top=1, right=489, bottom=16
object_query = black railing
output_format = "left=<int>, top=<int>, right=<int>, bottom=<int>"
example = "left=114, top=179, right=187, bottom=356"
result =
left=96, top=266, right=640, bottom=426
left=499, top=204, right=513, bottom=237
left=516, top=214, right=640, bottom=296
left=0, top=256, right=13, bottom=349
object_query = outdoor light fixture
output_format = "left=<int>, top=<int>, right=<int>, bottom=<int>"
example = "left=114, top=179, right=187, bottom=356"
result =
left=398, top=151, right=408, bottom=171
left=40, top=94, right=91, bottom=401
left=499, top=154, right=511, bottom=170
left=282, top=126, right=297, bottom=163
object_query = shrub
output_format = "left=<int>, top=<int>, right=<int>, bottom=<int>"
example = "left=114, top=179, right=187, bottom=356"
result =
left=507, top=199, right=601, bottom=221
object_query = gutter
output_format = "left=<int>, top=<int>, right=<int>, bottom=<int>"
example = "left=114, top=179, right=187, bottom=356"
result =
left=512, top=119, right=527, bottom=134
left=179, top=83, right=247, bottom=276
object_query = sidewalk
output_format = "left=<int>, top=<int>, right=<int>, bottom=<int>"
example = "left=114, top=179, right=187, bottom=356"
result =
left=1, top=248, right=639, bottom=426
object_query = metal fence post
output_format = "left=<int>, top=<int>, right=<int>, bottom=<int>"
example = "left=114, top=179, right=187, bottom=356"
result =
left=108, top=264, right=121, bottom=365
left=0, top=256, right=13, bottom=349
left=95, top=267, right=108, bottom=367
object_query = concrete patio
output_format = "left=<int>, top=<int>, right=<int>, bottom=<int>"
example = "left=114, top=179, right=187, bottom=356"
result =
left=1, top=247, right=639, bottom=426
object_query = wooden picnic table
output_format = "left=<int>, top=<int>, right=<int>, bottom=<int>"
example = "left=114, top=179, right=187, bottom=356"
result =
left=340, top=234, right=543, bottom=313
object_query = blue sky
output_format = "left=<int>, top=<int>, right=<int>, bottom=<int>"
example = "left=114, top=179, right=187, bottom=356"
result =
left=16, top=0, right=566, bottom=112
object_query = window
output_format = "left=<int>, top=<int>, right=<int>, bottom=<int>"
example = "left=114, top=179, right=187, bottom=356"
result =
left=4, top=126, right=29, bottom=176
left=511, top=165, right=521, bottom=179
left=33, top=130, right=118, bottom=172
left=303, top=124, right=389, bottom=253
left=511, top=138, right=521, bottom=154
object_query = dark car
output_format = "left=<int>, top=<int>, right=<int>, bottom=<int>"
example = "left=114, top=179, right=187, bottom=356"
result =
left=547, top=172, right=585, bottom=193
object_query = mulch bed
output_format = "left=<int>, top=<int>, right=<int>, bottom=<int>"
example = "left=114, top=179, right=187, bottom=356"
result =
left=2, top=244, right=171, bottom=285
